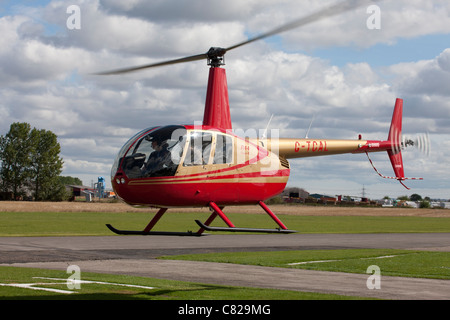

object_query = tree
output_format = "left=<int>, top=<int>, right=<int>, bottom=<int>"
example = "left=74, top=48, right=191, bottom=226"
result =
left=58, top=176, right=83, bottom=186
left=410, top=193, right=422, bottom=202
left=30, top=128, right=64, bottom=201
left=58, top=176, right=84, bottom=201
left=420, top=200, right=431, bottom=208
left=0, top=123, right=34, bottom=199
left=0, top=122, right=64, bottom=201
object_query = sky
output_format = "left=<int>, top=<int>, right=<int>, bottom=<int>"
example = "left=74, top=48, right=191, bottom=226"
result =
left=0, top=0, right=449, bottom=200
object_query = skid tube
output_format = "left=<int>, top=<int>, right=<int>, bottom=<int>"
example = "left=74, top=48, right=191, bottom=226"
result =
left=194, top=220, right=296, bottom=234
left=106, top=224, right=204, bottom=236
left=195, top=201, right=297, bottom=234
left=106, top=207, right=205, bottom=236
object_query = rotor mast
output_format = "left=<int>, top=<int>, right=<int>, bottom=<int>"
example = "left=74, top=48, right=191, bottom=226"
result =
left=202, top=47, right=232, bottom=130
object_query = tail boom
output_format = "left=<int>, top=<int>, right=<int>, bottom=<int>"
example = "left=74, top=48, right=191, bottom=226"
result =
left=264, top=98, right=422, bottom=189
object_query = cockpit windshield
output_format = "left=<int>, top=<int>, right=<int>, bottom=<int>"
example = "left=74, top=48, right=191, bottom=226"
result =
left=111, top=125, right=187, bottom=179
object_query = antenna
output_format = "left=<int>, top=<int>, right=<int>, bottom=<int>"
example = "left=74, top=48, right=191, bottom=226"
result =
left=305, top=115, right=314, bottom=138
left=262, top=114, right=274, bottom=140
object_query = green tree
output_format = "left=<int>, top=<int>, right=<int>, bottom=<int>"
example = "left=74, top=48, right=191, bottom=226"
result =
left=0, top=122, right=34, bottom=199
left=30, top=128, right=64, bottom=201
left=58, top=176, right=83, bottom=186
left=410, top=193, right=422, bottom=202
left=0, top=122, right=65, bottom=201
left=420, top=200, right=431, bottom=208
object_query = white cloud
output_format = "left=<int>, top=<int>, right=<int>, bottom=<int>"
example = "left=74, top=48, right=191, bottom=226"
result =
left=260, top=0, right=450, bottom=50
left=391, top=49, right=450, bottom=98
left=99, top=0, right=273, bottom=22
left=40, top=0, right=247, bottom=58
left=0, top=0, right=448, bottom=198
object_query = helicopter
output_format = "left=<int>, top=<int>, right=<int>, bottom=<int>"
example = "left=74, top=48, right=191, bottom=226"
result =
left=97, top=0, right=424, bottom=236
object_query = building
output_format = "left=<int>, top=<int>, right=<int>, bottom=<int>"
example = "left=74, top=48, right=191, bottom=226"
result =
left=66, top=185, right=95, bottom=201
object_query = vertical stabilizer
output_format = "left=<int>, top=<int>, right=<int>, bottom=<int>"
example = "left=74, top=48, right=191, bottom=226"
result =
left=387, top=98, right=405, bottom=181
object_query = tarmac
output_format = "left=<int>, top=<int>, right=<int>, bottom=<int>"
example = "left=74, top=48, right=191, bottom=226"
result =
left=1, top=233, right=449, bottom=300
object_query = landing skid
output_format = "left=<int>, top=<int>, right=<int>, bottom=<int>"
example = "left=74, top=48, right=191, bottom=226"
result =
left=106, top=201, right=295, bottom=236
left=195, top=220, right=296, bottom=234
left=106, top=224, right=204, bottom=236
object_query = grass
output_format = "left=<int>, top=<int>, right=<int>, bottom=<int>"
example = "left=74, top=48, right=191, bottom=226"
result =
left=0, top=266, right=367, bottom=300
left=0, top=211, right=449, bottom=236
left=160, top=249, right=450, bottom=280
left=1, top=208, right=448, bottom=300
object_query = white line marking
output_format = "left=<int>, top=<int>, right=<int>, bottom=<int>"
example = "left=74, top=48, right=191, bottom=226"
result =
left=287, top=255, right=399, bottom=266
left=0, top=277, right=155, bottom=295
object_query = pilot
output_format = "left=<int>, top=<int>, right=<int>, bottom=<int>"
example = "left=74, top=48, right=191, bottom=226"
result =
left=143, top=138, right=173, bottom=176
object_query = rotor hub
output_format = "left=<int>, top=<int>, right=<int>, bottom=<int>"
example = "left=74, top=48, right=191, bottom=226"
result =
left=207, top=47, right=226, bottom=67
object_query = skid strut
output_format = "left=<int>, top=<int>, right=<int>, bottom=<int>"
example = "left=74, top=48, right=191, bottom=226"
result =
left=195, top=201, right=296, bottom=235
left=107, top=202, right=296, bottom=236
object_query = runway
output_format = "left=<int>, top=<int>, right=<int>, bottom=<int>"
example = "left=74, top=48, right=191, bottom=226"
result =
left=1, top=233, right=449, bottom=300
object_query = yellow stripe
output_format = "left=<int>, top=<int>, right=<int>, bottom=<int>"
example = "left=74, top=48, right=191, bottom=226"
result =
left=128, top=176, right=288, bottom=186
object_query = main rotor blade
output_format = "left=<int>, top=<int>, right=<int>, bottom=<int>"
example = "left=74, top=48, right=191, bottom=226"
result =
left=96, top=0, right=379, bottom=75
left=94, top=52, right=207, bottom=75
left=225, top=0, right=378, bottom=52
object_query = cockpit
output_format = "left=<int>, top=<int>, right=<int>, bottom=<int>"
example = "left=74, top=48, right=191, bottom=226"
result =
left=111, top=125, right=233, bottom=180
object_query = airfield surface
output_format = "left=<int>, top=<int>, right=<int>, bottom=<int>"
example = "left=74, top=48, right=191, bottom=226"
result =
left=1, top=202, right=449, bottom=300
left=0, top=201, right=448, bottom=217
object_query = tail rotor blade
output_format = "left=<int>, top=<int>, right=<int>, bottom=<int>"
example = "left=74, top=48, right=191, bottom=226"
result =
left=402, top=132, right=431, bottom=156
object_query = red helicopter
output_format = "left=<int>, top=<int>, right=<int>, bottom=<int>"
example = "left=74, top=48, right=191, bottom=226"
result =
left=98, top=1, right=423, bottom=236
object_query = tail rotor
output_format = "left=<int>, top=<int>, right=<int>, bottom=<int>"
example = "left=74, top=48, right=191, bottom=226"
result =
left=402, top=132, right=431, bottom=157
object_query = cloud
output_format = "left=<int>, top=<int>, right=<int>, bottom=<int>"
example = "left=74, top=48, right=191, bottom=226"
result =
left=261, top=0, right=450, bottom=50
left=386, top=48, right=450, bottom=135
left=392, top=49, right=450, bottom=97
left=99, top=0, right=272, bottom=22
left=0, top=0, right=448, bottom=199
left=39, top=0, right=248, bottom=59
